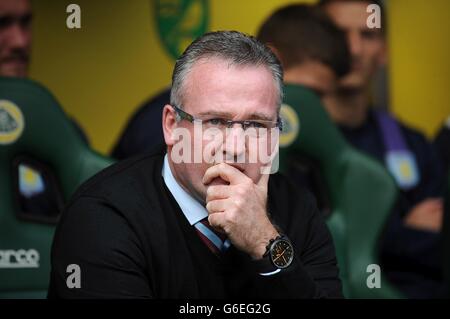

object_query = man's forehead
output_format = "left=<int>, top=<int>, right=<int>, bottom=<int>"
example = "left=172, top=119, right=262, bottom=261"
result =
left=182, top=57, right=279, bottom=117
left=0, top=0, right=31, bottom=15
left=325, top=1, right=373, bottom=28
left=186, top=57, right=277, bottom=91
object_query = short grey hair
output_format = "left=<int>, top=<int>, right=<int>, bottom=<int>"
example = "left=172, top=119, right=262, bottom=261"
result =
left=170, top=30, right=284, bottom=110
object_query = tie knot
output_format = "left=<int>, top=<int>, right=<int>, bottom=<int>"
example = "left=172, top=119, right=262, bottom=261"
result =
left=199, top=218, right=227, bottom=241
left=195, top=217, right=230, bottom=254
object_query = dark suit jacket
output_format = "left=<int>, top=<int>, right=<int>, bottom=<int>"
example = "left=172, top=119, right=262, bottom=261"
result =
left=111, top=88, right=169, bottom=160
left=48, top=148, right=342, bottom=298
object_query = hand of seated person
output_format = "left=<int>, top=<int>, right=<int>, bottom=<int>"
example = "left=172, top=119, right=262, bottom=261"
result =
left=404, top=198, right=443, bottom=233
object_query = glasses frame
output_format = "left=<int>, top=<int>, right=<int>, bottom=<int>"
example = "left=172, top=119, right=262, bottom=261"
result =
left=171, top=104, right=283, bottom=132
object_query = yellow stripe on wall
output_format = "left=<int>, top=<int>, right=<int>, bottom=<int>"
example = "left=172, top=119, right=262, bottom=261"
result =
left=29, top=0, right=449, bottom=154
left=388, top=0, right=450, bottom=137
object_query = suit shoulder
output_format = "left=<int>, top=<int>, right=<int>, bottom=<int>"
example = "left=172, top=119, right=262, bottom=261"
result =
left=268, top=173, right=319, bottom=220
left=269, top=172, right=317, bottom=201
left=396, top=119, right=430, bottom=146
left=69, top=150, right=164, bottom=205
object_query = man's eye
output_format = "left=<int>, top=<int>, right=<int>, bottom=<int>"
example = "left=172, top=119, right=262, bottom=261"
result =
left=0, top=16, right=14, bottom=29
left=247, top=121, right=266, bottom=129
left=206, top=118, right=225, bottom=126
left=20, top=14, right=33, bottom=28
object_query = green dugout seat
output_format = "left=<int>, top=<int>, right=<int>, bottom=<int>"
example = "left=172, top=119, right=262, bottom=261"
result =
left=278, top=84, right=403, bottom=298
left=0, top=77, right=114, bottom=298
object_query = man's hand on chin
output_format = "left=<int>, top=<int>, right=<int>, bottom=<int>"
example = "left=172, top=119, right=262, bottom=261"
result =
left=203, top=162, right=278, bottom=259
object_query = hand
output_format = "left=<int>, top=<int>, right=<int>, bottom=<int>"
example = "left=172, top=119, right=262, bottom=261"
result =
left=404, top=198, right=443, bottom=233
left=203, top=163, right=278, bottom=259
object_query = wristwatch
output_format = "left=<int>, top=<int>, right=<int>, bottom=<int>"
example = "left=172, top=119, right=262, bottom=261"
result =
left=264, top=235, right=294, bottom=269
left=253, top=235, right=294, bottom=274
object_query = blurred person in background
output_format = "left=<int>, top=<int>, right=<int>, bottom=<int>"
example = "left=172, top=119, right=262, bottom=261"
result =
left=320, top=0, right=446, bottom=298
left=1, top=0, right=87, bottom=220
left=256, top=3, right=350, bottom=211
left=111, top=87, right=169, bottom=160
left=434, top=116, right=450, bottom=174
left=257, top=4, right=350, bottom=100
left=0, top=0, right=31, bottom=77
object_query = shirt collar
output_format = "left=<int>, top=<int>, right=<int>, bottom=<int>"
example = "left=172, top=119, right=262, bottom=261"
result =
left=162, top=154, right=207, bottom=225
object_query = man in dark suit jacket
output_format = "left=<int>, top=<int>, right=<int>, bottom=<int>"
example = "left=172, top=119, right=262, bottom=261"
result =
left=320, top=0, right=446, bottom=298
left=434, top=116, right=450, bottom=174
left=0, top=0, right=88, bottom=222
left=48, top=31, right=342, bottom=298
left=110, top=87, right=169, bottom=160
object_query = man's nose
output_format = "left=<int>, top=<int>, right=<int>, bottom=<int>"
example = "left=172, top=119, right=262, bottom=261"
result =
left=7, top=24, right=30, bottom=50
left=222, top=125, right=246, bottom=162
left=348, top=31, right=363, bottom=59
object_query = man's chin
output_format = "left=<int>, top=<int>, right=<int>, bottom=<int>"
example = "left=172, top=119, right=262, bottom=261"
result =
left=0, top=63, right=28, bottom=78
left=338, top=75, right=367, bottom=92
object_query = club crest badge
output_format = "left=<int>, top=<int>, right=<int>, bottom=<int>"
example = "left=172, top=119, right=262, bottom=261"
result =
left=0, top=100, right=24, bottom=145
left=154, top=0, right=209, bottom=60
left=279, top=103, right=300, bottom=147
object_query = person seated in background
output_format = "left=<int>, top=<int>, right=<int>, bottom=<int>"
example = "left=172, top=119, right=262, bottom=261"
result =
left=48, top=30, right=342, bottom=299
left=319, top=0, right=446, bottom=298
left=0, top=0, right=30, bottom=77
left=257, top=4, right=350, bottom=101
left=256, top=4, right=350, bottom=212
left=434, top=116, right=450, bottom=174
left=0, top=0, right=88, bottom=221
left=111, top=87, right=169, bottom=160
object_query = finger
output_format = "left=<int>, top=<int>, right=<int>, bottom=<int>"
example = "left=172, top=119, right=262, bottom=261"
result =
left=430, top=205, right=444, bottom=214
left=203, top=163, right=249, bottom=185
left=424, top=198, right=443, bottom=205
left=206, top=199, right=229, bottom=213
left=423, top=199, right=444, bottom=211
left=208, top=212, right=226, bottom=230
left=433, top=199, right=444, bottom=207
left=206, top=185, right=231, bottom=202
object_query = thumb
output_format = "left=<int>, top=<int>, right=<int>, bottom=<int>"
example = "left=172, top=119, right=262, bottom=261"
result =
left=257, top=170, right=270, bottom=192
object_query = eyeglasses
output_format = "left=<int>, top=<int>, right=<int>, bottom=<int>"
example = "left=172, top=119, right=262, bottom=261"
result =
left=172, top=104, right=283, bottom=137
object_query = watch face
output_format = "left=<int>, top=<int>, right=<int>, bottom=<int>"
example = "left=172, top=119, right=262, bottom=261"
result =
left=270, top=239, right=294, bottom=269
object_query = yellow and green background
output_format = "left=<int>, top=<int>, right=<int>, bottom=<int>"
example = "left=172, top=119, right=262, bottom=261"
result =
left=29, top=0, right=450, bottom=154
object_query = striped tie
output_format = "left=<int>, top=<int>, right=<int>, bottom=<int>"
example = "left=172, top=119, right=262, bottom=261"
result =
left=194, top=218, right=230, bottom=255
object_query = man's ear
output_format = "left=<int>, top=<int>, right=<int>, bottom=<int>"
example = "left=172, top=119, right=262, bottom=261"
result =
left=162, top=104, right=177, bottom=146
